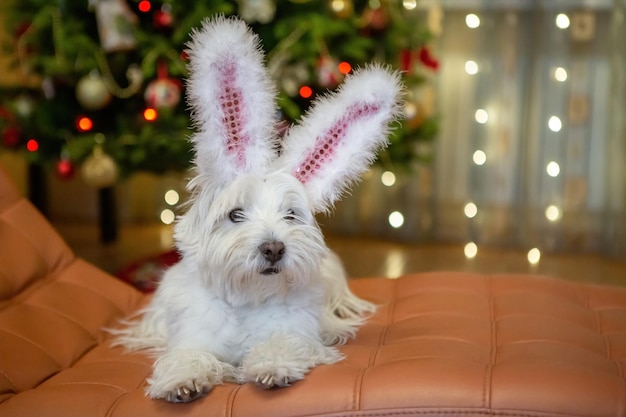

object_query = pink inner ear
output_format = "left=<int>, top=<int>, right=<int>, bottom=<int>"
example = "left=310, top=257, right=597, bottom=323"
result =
left=294, top=102, right=380, bottom=184
left=219, top=60, right=250, bottom=168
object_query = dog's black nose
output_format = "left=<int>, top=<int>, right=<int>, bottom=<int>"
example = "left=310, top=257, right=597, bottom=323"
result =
left=259, top=240, right=285, bottom=263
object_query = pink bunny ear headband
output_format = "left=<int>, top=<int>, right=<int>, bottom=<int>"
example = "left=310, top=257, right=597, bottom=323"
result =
left=185, top=15, right=404, bottom=213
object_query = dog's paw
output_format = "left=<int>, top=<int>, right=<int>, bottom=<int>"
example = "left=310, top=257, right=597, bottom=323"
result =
left=241, top=333, right=342, bottom=389
left=148, top=375, right=215, bottom=403
left=146, top=349, right=234, bottom=402
left=163, top=380, right=211, bottom=403
left=250, top=365, right=305, bottom=389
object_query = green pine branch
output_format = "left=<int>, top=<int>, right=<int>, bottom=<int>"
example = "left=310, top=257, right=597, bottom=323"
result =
left=0, top=0, right=439, bottom=177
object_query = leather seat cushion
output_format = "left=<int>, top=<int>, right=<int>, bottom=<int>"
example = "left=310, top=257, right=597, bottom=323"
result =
left=2, top=271, right=625, bottom=417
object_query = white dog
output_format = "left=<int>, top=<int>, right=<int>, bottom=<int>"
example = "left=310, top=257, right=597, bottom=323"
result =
left=113, top=16, right=403, bottom=403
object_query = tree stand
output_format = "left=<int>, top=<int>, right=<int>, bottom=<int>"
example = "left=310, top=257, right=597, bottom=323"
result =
left=98, top=186, right=118, bottom=244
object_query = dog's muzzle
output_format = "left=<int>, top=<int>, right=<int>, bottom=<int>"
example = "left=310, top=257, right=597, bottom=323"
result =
left=259, top=240, right=285, bottom=275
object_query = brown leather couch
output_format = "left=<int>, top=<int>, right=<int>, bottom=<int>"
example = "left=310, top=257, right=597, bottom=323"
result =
left=2, top=164, right=626, bottom=417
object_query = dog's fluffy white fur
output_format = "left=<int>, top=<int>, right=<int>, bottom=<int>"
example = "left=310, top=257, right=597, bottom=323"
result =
left=112, top=16, right=403, bottom=403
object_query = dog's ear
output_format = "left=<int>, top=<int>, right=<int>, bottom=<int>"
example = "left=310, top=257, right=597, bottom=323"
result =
left=185, top=16, right=277, bottom=190
left=274, top=65, right=403, bottom=213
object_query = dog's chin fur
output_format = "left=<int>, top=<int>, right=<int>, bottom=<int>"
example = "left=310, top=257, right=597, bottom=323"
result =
left=111, top=172, right=376, bottom=403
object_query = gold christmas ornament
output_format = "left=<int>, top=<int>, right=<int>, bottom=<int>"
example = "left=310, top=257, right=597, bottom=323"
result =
left=76, top=71, right=112, bottom=110
left=14, top=94, right=35, bottom=117
left=329, top=0, right=353, bottom=18
left=81, top=144, right=119, bottom=188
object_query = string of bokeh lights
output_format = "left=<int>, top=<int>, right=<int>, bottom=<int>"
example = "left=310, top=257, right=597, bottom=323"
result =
left=158, top=7, right=574, bottom=271
left=460, top=11, right=571, bottom=265
left=382, top=10, right=573, bottom=266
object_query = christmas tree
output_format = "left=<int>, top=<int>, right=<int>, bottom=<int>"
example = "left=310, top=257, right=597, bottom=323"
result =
left=0, top=0, right=439, bottom=186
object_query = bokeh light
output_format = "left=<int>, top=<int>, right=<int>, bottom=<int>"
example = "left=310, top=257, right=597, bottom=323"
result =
left=338, top=61, right=352, bottom=75
left=464, top=242, right=478, bottom=259
left=160, top=209, right=175, bottom=225
left=464, top=202, right=478, bottom=218
left=388, top=211, right=405, bottom=228
left=546, top=161, right=560, bottom=177
left=26, top=139, right=39, bottom=152
left=527, top=248, right=541, bottom=264
left=475, top=109, right=489, bottom=124
left=556, top=13, right=570, bottom=29
left=164, top=190, right=180, bottom=206
left=465, top=60, right=479, bottom=75
left=299, top=86, right=313, bottom=99
left=473, top=150, right=487, bottom=165
left=144, top=108, right=158, bottom=121
left=545, top=205, right=561, bottom=221
left=466, top=14, right=480, bottom=28
left=76, top=116, right=93, bottom=132
left=381, top=171, right=396, bottom=187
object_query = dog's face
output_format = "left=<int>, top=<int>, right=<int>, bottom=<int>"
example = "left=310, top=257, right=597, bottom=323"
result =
left=178, top=18, right=401, bottom=306
left=176, top=172, right=327, bottom=305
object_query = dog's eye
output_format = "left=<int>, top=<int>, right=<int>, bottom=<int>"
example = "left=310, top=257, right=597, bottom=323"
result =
left=228, top=208, right=246, bottom=223
left=284, top=209, right=298, bottom=222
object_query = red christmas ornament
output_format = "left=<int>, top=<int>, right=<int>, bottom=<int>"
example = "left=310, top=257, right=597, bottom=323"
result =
left=316, top=55, right=343, bottom=89
left=399, top=49, right=414, bottom=72
left=361, top=6, right=389, bottom=36
left=15, top=21, right=31, bottom=38
left=0, top=106, right=20, bottom=148
left=144, top=61, right=182, bottom=109
left=153, top=5, right=173, bottom=30
left=2, top=126, right=21, bottom=147
left=400, top=47, right=440, bottom=73
left=418, top=46, right=440, bottom=71
left=56, top=159, right=76, bottom=180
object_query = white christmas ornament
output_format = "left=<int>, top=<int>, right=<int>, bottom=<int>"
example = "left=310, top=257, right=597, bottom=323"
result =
left=76, top=71, right=112, bottom=110
left=236, top=0, right=276, bottom=24
left=91, top=0, right=138, bottom=52
left=82, top=145, right=119, bottom=187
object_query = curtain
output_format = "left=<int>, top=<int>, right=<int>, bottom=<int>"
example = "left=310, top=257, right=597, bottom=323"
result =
left=325, top=0, right=626, bottom=257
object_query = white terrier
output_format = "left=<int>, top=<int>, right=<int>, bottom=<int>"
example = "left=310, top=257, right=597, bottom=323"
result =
left=113, top=16, right=403, bottom=403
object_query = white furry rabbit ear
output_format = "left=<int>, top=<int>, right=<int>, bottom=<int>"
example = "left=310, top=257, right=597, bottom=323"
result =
left=185, top=16, right=277, bottom=187
left=275, top=65, right=403, bottom=213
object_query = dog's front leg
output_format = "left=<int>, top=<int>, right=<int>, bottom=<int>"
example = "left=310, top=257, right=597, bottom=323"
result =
left=240, top=332, right=342, bottom=389
left=146, top=348, right=236, bottom=402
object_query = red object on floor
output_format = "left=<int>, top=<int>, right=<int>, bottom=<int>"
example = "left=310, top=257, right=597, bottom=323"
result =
left=116, top=249, right=181, bottom=292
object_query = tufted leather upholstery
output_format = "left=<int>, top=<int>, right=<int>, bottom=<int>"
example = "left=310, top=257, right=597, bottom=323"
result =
left=1, top=164, right=626, bottom=417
